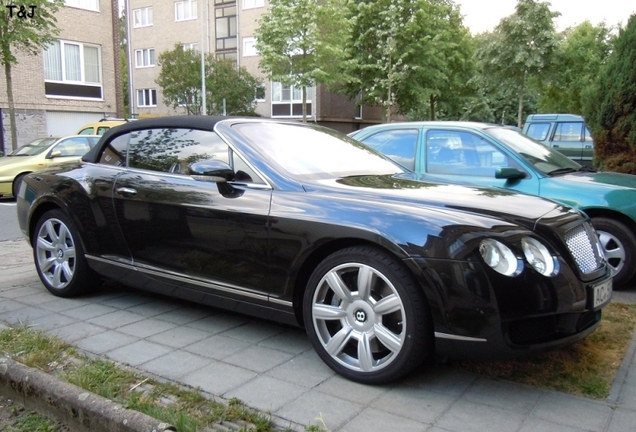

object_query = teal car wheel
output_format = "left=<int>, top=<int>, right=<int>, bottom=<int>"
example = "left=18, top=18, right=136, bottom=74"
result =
left=591, top=217, right=636, bottom=288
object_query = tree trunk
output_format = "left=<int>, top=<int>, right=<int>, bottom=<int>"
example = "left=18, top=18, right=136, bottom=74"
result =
left=4, top=60, right=17, bottom=152
left=429, top=95, right=436, bottom=121
left=517, top=70, right=526, bottom=128
left=302, top=86, right=307, bottom=123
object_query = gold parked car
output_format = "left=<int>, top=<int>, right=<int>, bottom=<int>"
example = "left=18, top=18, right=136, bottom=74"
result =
left=0, top=135, right=99, bottom=198
left=77, top=118, right=131, bottom=136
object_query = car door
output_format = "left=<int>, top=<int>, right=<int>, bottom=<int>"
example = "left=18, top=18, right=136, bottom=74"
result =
left=548, top=121, right=585, bottom=164
left=111, top=127, right=273, bottom=298
left=419, top=128, right=541, bottom=196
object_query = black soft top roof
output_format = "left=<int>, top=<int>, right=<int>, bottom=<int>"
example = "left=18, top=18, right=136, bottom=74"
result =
left=82, top=115, right=228, bottom=163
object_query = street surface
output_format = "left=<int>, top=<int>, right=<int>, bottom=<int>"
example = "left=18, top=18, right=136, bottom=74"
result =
left=0, top=199, right=22, bottom=242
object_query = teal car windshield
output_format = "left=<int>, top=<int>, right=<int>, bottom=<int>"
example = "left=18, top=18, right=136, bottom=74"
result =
left=10, top=138, right=57, bottom=157
left=484, top=127, right=581, bottom=176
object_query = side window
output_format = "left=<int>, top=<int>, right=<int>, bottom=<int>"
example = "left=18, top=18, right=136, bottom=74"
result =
left=78, top=127, right=94, bottom=135
left=425, top=130, right=511, bottom=177
left=99, top=133, right=129, bottom=166
left=553, top=122, right=583, bottom=141
left=360, top=129, right=418, bottom=171
left=525, top=123, right=550, bottom=141
left=54, top=137, right=92, bottom=156
left=127, top=128, right=230, bottom=173
left=584, top=126, right=593, bottom=142
left=96, top=127, right=110, bottom=135
left=230, top=149, right=266, bottom=184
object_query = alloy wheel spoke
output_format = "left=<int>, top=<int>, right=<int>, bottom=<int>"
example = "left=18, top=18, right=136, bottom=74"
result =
left=61, top=261, right=74, bottom=281
left=52, top=263, right=64, bottom=287
left=357, top=332, right=374, bottom=372
left=40, top=257, right=56, bottom=273
left=325, top=325, right=353, bottom=356
left=374, top=323, right=403, bottom=353
left=313, top=303, right=348, bottom=320
left=373, top=294, right=402, bottom=316
left=36, top=237, right=55, bottom=252
left=356, top=265, right=374, bottom=300
left=45, top=221, right=59, bottom=244
left=326, top=271, right=353, bottom=303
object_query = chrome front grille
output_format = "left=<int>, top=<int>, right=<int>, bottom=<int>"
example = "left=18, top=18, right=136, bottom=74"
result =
left=564, top=222, right=603, bottom=274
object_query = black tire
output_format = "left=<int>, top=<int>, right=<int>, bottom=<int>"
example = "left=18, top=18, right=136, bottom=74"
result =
left=12, top=173, right=27, bottom=198
left=303, top=246, right=432, bottom=384
left=591, top=217, right=636, bottom=289
left=32, top=209, right=98, bottom=297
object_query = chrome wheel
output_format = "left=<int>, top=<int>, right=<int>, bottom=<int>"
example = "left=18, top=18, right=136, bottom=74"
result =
left=311, top=262, right=406, bottom=373
left=35, top=217, right=77, bottom=290
left=597, top=229, right=625, bottom=277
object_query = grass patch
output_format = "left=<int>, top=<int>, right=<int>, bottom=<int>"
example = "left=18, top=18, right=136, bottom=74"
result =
left=451, top=302, right=636, bottom=399
left=0, top=326, right=284, bottom=432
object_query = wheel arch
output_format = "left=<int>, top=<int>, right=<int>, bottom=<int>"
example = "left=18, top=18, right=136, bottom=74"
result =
left=582, top=208, right=636, bottom=234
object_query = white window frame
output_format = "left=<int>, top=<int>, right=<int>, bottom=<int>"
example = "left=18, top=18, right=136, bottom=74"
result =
left=243, top=37, right=258, bottom=57
left=182, top=43, right=199, bottom=51
left=133, top=7, right=153, bottom=28
left=175, top=0, right=197, bottom=22
left=43, top=40, right=102, bottom=86
left=243, top=0, right=264, bottom=10
left=64, top=0, right=99, bottom=11
left=271, top=82, right=313, bottom=117
left=135, top=48, right=155, bottom=68
left=137, top=89, right=157, bottom=107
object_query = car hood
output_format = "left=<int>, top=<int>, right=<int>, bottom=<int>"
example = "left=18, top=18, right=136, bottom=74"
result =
left=307, top=174, right=570, bottom=230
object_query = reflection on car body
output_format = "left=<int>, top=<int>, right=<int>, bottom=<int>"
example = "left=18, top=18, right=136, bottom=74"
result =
left=17, top=116, right=611, bottom=384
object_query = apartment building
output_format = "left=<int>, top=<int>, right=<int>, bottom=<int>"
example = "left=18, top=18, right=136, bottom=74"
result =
left=0, top=0, right=120, bottom=151
left=126, top=0, right=381, bottom=132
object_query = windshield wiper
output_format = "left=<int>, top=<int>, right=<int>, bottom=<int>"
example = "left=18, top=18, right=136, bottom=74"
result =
left=548, top=167, right=578, bottom=176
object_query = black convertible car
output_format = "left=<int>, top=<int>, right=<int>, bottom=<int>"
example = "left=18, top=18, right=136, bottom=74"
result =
left=16, top=116, right=612, bottom=384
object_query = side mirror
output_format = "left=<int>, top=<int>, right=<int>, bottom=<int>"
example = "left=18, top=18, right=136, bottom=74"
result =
left=495, top=167, right=526, bottom=180
left=49, top=150, right=63, bottom=159
left=188, top=160, right=235, bottom=182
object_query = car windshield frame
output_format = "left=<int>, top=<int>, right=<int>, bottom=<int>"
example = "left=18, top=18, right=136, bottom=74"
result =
left=232, top=122, right=405, bottom=181
left=9, top=138, right=58, bottom=156
left=484, top=126, right=582, bottom=175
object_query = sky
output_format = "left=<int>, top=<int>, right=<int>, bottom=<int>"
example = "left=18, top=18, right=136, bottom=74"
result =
left=455, top=0, right=636, bottom=34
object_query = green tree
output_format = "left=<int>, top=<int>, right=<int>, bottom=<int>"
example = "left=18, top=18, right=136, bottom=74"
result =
left=255, top=0, right=348, bottom=122
left=476, top=0, right=559, bottom=127
left=0, top=0, right=63, bottom=151
left=343, top=0, right=470, bottom=122
left=583, top=15, right=636, bottom=173
left=537, top=21, right=614, bottom=114
left=157, top=45, right=262, bottom=116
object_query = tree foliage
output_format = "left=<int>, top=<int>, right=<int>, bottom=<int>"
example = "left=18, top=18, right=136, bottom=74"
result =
left=475, top=0, right=559, bottom=127
left=0, top=0, right=63, bottom=151
left=255, top=0, right=348, bottom=122
left=537, top=21, right=614, bottom=114
left=583, top=15, right=636, bottom=173
left=156, top=45, right=261, bottom=116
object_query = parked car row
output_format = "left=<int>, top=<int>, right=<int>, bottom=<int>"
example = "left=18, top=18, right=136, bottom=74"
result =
left=16, top=116, right=614, bottom=384
left=350, top=121, right=636, bottom=288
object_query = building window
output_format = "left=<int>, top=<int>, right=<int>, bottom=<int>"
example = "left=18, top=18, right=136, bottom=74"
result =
left=175, top=0, right=197, bottom=21
left=271, top=82, right=313, bottom=117
left=133, top=7, right=153, bottom=27
left=182, top=43, right=199, bottom=51
left=243, top=0, right=264, bottom=9
left=43, top=40, right=102, bottom=99
left=243, top=37, right=257, bottom=57
left=64, top=0, right=99, bottom=11
left=135, top=49, right=155, bottom=68
left=216, top=52, right=237, bottom=62
left=137, top=89, right=157, bottom=107
left=255, top=84, right=265, bottom=102
left=215, top=5, right=237, bottom=51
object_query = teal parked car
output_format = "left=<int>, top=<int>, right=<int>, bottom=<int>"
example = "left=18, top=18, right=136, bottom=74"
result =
left=350, top=122, right=636, bottom=287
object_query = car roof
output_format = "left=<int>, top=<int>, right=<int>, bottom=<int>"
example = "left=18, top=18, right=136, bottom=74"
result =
left=82, top=115, right=229, bottom=163
left=525, top=114, right=585, bottom=122
left=353, top=121, right=497, bottom=133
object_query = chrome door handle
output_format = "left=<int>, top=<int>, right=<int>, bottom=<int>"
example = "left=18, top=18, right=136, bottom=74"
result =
left=115, top=187, right=137, bottom=197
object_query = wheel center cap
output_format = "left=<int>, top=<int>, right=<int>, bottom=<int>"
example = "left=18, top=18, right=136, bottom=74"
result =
left=354, top=309, right=367, bottom=323
left=57, top=249, right=64, bottom=259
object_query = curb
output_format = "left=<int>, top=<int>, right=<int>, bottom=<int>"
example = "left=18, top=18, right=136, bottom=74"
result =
left=0, top=356, right=176, bottom=432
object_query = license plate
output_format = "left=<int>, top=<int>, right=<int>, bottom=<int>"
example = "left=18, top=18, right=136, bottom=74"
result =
left=593, top=279, right=612, bottom=309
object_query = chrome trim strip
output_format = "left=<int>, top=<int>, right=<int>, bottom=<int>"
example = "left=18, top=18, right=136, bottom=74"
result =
left=86, top=255, right=269, bottom=302
left=434, top=332, right=487, bottom=342
left=86, top=254, right=135, bottom=270
left=269, top=297, right=293, bottom=307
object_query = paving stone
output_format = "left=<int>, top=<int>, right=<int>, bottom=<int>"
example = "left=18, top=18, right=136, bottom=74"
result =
left=147, top=325, right=211, bottom=348
left=340, top=407, right=426, bottom=432
left=223, top=345, right=295, bottom=373
left=76, top=330, right=139, bottom=354
left=529, top=393, right=612, bottom=432
left=224, top=375, right=307, bottom=413
left=266, top=350, right=335, bottom=388
left=180, top=362, right=257, bottom=395
left=183, top=335, right=251, bottom=360
left=275, top=390, right=363, bottom=431
left=141, top=350, right=210, bottom=380
left=105, top=339, right=173, bottom=366
left=435, top=399, right=526, bottom=432
left=370, top=385, right=456, bottom=424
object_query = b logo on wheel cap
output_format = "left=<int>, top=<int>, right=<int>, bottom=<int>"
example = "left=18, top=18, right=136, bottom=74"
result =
left=355, top=309, right=367, bottom=323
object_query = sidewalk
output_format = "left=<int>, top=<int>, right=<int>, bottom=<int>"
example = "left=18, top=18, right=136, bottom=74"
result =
left=1, top=238, right=636, bottom=432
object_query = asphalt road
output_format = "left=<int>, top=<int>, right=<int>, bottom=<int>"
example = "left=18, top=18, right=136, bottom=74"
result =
left=0, top=198, right=23, bottom=241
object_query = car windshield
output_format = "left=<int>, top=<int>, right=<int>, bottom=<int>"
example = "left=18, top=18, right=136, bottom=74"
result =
left=233, top=122, right=404, bottom=180
left=10, top=138, right=58, bottom=156
left=484, top=127, right=582, bottom=175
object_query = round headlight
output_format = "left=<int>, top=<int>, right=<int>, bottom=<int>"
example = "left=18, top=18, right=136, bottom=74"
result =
left=521, top=237, right=559, bottom=276
left=479, top=239, right=522, bottom=276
